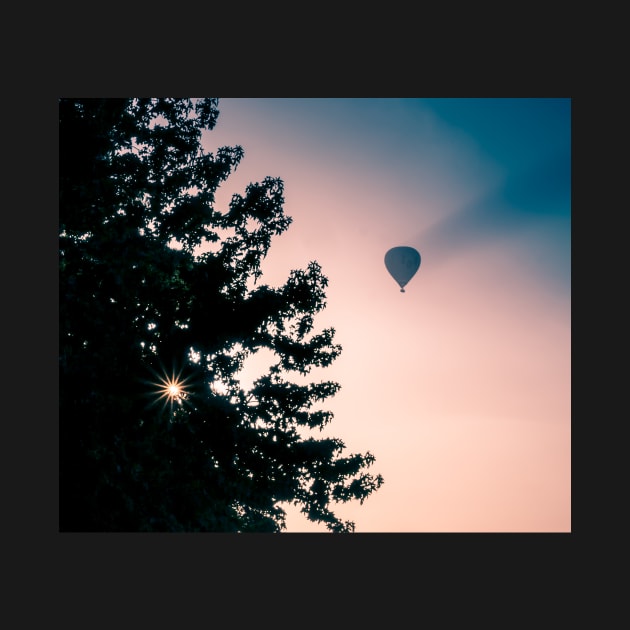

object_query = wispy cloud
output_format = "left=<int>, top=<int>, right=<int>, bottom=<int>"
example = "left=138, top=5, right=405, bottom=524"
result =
left=413, top=147, right=571, bottom=295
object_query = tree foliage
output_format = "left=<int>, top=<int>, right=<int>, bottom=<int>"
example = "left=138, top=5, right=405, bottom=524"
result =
left=59, top=98, right=383, bottom=532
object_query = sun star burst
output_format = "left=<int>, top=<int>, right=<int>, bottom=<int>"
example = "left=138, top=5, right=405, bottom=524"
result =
left=141, top=363, right=194, bottom=418
left=157, top=373, right=188, bottom=403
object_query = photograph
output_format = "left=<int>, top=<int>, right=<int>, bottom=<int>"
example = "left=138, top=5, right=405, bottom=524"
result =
left=59, top=97, right=571, bottom=533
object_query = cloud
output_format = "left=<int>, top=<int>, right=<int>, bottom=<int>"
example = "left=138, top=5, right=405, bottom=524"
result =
left=412, top=148, right=571, bottom=296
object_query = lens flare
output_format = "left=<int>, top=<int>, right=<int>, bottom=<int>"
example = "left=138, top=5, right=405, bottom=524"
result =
left=161, top=377, right=185, bottom=401
left=141, top=362, right=194, bottom=419
left=155, top=372, right=188, bottom=403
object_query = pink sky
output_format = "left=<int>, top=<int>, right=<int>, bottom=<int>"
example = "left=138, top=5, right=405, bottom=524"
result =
left=201, top=98, right=571, bottom=532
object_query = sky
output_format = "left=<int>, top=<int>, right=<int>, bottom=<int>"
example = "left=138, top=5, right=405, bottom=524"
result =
left=201, top=98, right=571, bottom=533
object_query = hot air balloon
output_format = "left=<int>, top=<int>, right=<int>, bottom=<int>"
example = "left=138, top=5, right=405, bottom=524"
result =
left=385, top=246, right=421, bottom=292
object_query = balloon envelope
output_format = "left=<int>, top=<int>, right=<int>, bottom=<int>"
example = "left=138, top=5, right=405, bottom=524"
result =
left=385, top=246, right=421, bottom=292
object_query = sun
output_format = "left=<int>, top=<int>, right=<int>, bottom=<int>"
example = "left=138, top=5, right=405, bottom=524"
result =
left=140, top=363, right=194, bottom=418
left=167, top=383, right=182, bottom=398
left=157, top=373, right=188, bottom=403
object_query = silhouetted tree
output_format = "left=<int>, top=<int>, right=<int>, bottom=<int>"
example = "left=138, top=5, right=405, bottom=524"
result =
left=59, top=98, right=383, bottom=532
